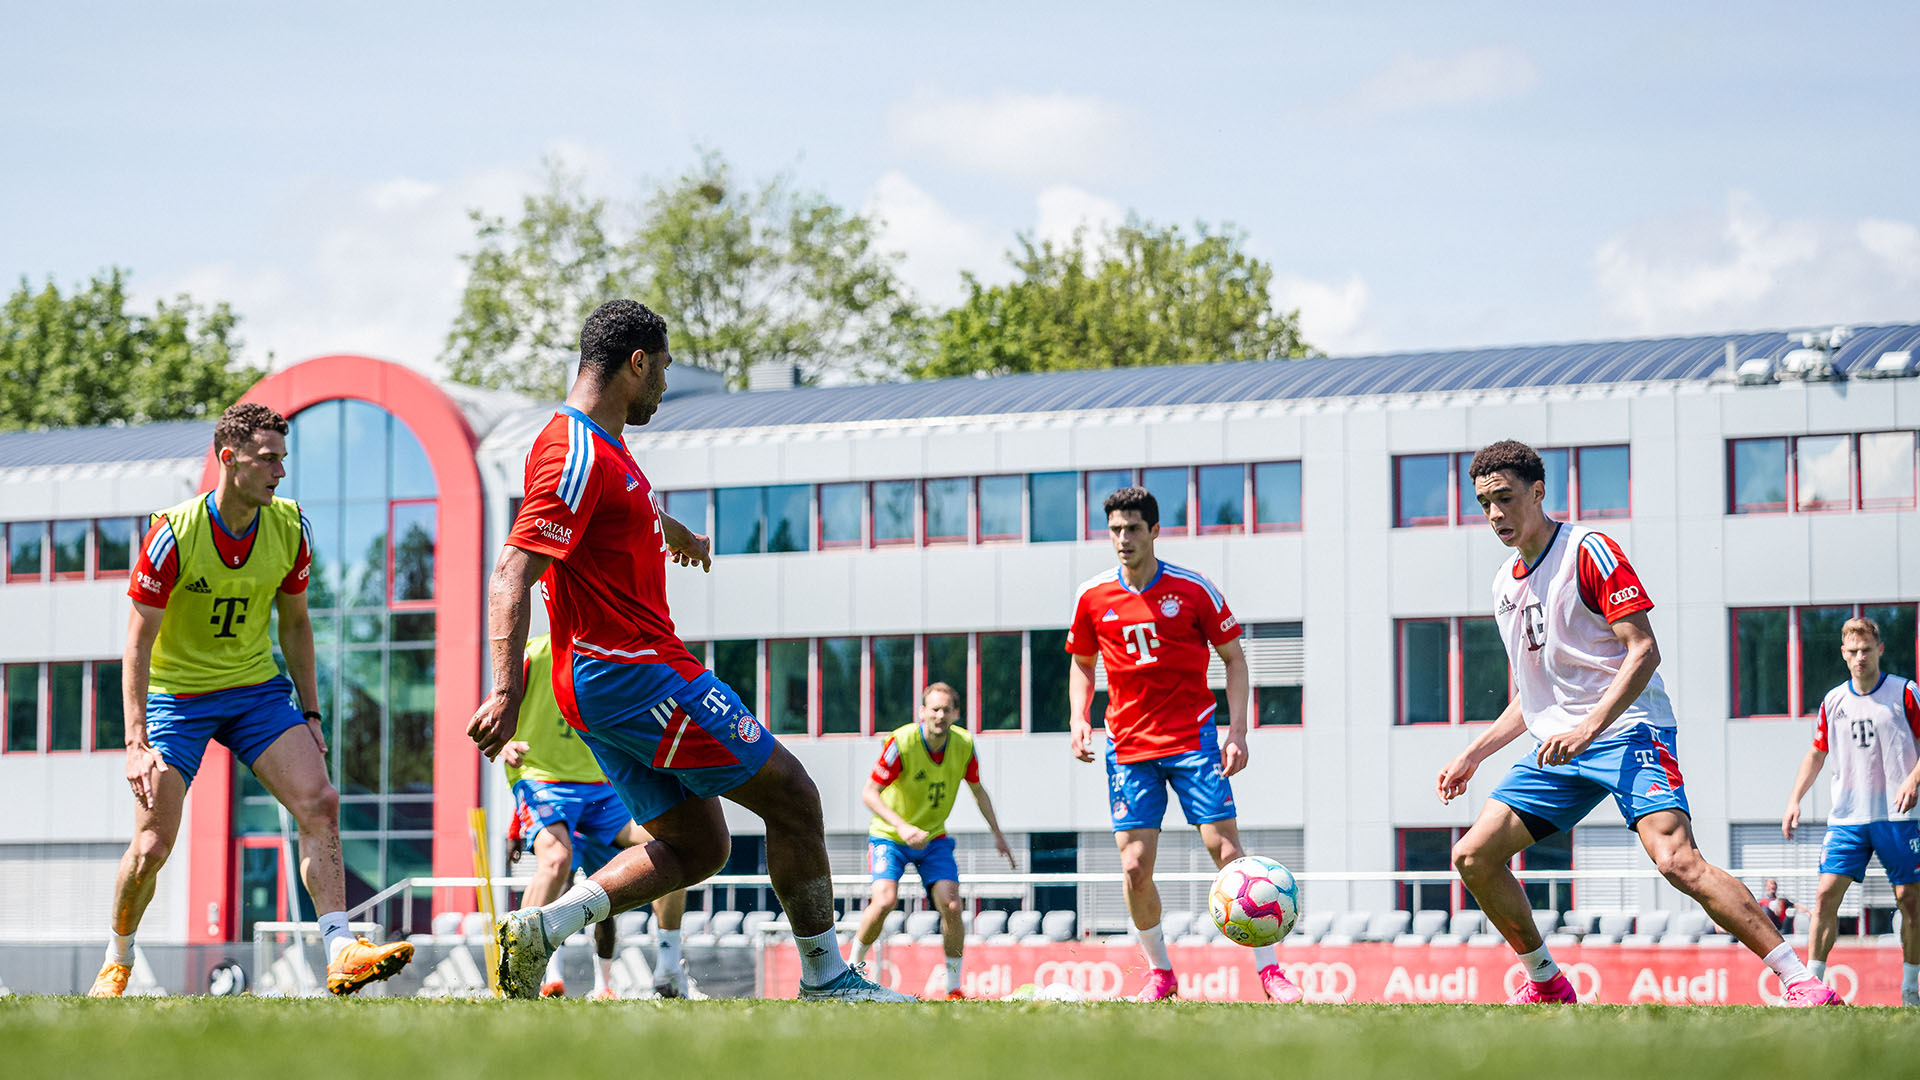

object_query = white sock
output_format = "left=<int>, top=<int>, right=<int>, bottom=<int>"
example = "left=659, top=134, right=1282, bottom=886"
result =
left=850, top=937, right=872, bottom=964
left=1903, top=962, right=1918, bottom=993
left=1764, top=942, right=1813, bottom=986
left=796, top=927, right=850, bottom=987
left=658, top=927, right=683, bottom=971
left=945, top=955, right=963, bottom=993
left=1251, top=944, right=1278, bottom=970
left=541, top=881, right=610, bottom=946
left=1811, top=960, right=1828, bottom=982
left=106, top=931, right=135, bottom=966
left=543, top=950, right=565, bottom=985
left=595, top=955, right=615, bottom=993
left=318, top=910, right=354, bottom=963
left=1138, top=923, right=1172, bottom=971
left=1519, top=944, right=1560, bottom=983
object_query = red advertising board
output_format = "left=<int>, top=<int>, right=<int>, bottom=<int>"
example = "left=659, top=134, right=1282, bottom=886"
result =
left=763, top=941, right=1903, bottom=1004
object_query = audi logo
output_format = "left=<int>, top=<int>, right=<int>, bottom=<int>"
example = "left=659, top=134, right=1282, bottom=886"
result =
left=1503, top=962, right=1602, bottom=1002
left=1034, top=961, right=1126, bottom=997
left=1280, top=962, right=1356, bottom=1003
left=1757, top=965, right=1855, bottom=1005
left=1608, top=585, right=1641, bottom=604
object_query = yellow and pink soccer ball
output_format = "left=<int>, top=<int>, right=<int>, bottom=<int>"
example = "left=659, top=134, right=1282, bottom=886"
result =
left=1208, top=855, right=1300, bottom=947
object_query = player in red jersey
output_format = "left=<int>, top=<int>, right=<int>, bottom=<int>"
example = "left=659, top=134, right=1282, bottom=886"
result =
left=1066, top=486, right=1300, bottom=1004
left=467, top=300, right=908, bottom=1002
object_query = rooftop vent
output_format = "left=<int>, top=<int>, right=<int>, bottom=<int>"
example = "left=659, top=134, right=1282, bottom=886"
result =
left=746, top=360, right=800, bottom=392
left=1855, top=349, right=1918, bottom=380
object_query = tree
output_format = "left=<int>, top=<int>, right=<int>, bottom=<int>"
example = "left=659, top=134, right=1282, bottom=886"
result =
left=918, top=218, right=1311, bottom=379
left=442, top=153, right=925, bottom=396
left=0, top=269, right=262, bottom=431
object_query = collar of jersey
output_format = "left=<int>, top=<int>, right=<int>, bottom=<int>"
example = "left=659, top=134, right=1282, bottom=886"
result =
left=204, top=492, right=259, bottom=539
left=1117, top=560, right=1165, bottom=594
left=558, top=405, right=639, bottom=471
left=1513, top=521, right=1564, bottom=579
left=1847, top=673, right=1888, bottom=697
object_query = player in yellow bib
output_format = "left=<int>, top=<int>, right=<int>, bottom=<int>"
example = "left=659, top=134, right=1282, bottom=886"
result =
left=92, top=403, right=412, bottom=997
left=504, top=633, right=690, bottom=999
left=850, top=682, right=1013, bottom=998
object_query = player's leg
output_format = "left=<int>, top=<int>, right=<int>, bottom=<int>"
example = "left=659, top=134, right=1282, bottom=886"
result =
left=650, top=884, right=690, bottom=997
left=523, top=824, right=575, bottom=996
left=1807, top=873, right=1853, bottom=974
left=1450, top=799, right=1572, bottom=1000
left=1873, top=818, right=1920, bottom=1003
left=93, top=766, right=188, bottom=996
left=1896, top=882, right=1920, bottom=1005
left=922, top=839, right=965, bottom=997
left=852, top=869, right=901, bottom=963
left=587, top=916, right=619, bottom=1000
left=1197, top=815, right=1300, bottom=1002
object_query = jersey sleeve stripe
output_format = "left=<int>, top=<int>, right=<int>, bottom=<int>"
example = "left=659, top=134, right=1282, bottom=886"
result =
left=557, top=418, right=595, bottom=513
left=1162, top=564, right=1225, bottom=610
left=298, top=513, right=314, bottom=554
left=1580, top=533, right=1618, bottom=577
left=145, top=518, right=176, bottom=566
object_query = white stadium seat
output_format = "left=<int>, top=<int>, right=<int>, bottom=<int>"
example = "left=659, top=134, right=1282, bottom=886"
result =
left=1363, top=910, right=1413, bottom=942
left=1559, top=910, right=1598, bottom=936
left=1394, top=909, right=1449, bottom=946
left=1529, top=910, right=1560, bottom=939
left=969, top=910, right=1008, bottom=943
left=1283, top=911, right=1335, bottom=946
left=1041, top=910, right=1077, bottom=942
left=902, top=911, right=941, bottom=941
left=1162, top=910, right=1194, bottom=939
left=1317, top=911, right=1372, bottom=947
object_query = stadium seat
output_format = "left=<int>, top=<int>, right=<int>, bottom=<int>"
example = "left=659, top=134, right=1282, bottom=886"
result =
left=1318, top=911, right=1372, bottom=947
left=1544, top=933, right=1580, bottom=948
left=1466, top=932, right=1504, bottom=947
left=969, top=910, right=1008, bottom=944
left=902, top=911, right=941, bottom=941
left=1041, top=910, right=1076, bottom=942
left=765, top=914, right=792, bottom=940
left=1362, top=910, right=1412, bottom=942
left=991, top=910, right=1041, bottom=945
left=1634, top=911, right=1671, bottom=938
left=1285, top=910, right=1335, bottom=945
left=881, top=909, right=907, bottom=937
left=1529, top=910, right=1560, bottom=940
left=740, top=910, right=777, bottom=941
left=1443, top=910, right=1484, bottom=940
left=460, top=912, right=493, bottom=942
left=1162, top=910, right=1194, bottom=939
left=1583, top=912, right=1634, bottom=946
left=1697, top=933, right=1736, bottom=947
left=615, top=911, right=649, bottom=939
left=680, top=910, right=713, bottom=944
left=1560, top=910, right=1598, bottom=936
left=1393, top=909, right=1449, bottom=946
left=431, top=911, right=465, bottom=940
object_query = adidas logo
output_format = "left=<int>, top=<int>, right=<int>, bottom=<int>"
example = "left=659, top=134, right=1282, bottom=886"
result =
left=1101, top=608, right=1119, bottom=622
left=913, top=770, right=926, bottom=780
left=184, top=577, right=212, bottom=594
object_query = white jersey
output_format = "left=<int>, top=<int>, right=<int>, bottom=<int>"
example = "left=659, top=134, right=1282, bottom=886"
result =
left=1491, top=523, right=1675, bottom=742
left=1815, top=675, right=1920, bottom=825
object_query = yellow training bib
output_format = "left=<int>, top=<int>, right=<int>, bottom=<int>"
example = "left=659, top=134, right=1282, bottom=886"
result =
left=148, top=494, right=304, bottom=697
left=505, top=634, right=607, bottom=785
left=870, top=722, right=974, bottom=844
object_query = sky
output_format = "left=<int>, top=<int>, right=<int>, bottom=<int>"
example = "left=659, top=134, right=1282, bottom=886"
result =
left=3, top=1, right=1917, bottom=372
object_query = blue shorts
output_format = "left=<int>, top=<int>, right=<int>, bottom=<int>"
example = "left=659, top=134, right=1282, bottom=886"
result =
left=1491, top=725, right=1688, bottom=835
left=146, top=676, right=306, bottom=786
left=571, top=656, right=775, bottom=827
left=868, top=835, right=959, bottom=884
left=1105, top=735, right=1235, bottom=832
left=513, top=779, right=631, bottom=875
left=1821, top=821, right=1920, bottom=885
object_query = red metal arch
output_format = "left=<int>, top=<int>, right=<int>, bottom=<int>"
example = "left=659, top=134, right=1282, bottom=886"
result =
left=189, top=355, right=483, bottom=942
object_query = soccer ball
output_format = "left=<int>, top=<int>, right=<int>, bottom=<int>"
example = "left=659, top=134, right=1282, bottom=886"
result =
left=1208, top=855, right=1300, bottom=948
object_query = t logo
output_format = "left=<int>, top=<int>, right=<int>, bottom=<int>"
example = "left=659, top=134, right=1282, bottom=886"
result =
left=1522, top=603, right=1547, bottom=652
left=1633, top=749, right=1659, bottom=767
left=1851, top=718, right=1875, bottom=749
left=1122, top=621, right=1161, bottom=664
left=210, top=596, right=249, bottom=638
left=927, top=780, right=948, bottom=809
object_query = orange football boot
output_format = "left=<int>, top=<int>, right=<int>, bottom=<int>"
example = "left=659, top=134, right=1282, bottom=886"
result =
left=88, top=962, right=131, bottom=997
left=326, top=937, right=415, bottom=996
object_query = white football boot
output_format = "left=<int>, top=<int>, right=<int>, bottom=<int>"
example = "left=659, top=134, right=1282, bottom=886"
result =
left=496, top=909, right=556, bottom=1000
left=797, top=961, right=917, bottom=1002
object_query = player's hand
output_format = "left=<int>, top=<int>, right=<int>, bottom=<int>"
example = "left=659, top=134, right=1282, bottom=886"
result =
left=1535, top=725, right=1599, bottom=768
left=1220, top=731, right=1250, bottom=778
left=995, top=834, right=1015, bottom=868
left=901, top=825, right=930, bottom=848
left=501, top=740, right=531, bottom=769
left=1436, top=753, right=1477, bottom=804
left=126, top=743, right=167, bottom=810
left=467, top=691, right=521, bottom=761
left=304, top=715, right=328, bottom=756
left=1897, top=776, right=1920, bottom=816
left=1781, top=803, right=1800, bottom=840
left=665, top=530, right=711, bottom=573
left=1069, top=717, right=1095, bottom=763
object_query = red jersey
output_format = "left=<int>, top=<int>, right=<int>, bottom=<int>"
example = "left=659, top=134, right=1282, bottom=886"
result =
left=1066, top=560, right=1241, bottom=763
left=507, top=407, right=701, bottom=723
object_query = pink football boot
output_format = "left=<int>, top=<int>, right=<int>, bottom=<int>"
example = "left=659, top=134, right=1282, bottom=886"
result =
left=1780, top=979, right=1842, bottom=1007
left=1507, top=972, right=1579, bottom=1004
left=1133, top=968, right=1178, bottom=1001
left=1259, top=964, right=1303, bottom=1003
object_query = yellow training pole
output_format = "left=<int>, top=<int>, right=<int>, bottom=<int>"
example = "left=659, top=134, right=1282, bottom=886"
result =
left=469, top=806, right=502, bottom=997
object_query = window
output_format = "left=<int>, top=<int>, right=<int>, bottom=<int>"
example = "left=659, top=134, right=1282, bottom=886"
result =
left=94, top=661, right=124, bottom=751
left=1537, top=448, right=1570, bottom=517
left=1085, top=469, right=1133, bottom=537
left=48, top=662, right=84, bottom=752
left=51, top=520, right=88, bottom=579
left=1396, top=455, right=1451, bottom=527
left=662, top=490, right=709, bottom=535
left=1195, top=464, right=1245, bottom=534
left=1523, top=830, right=1574, bottom=913
left=978, top=633, right=1022, bottom=731
left=1859, top=432, right=1918, bottom=510
left=1252, top=462, right=1302, bottom=532
left=1731, top=603, right=1918, bottom=718
left=1029, top=472, right=1078, bottom=544
left=714, top=486, right=810, bottom=555
left=818, top=484, right=862, bottom=548
left=1576, top=446, right=1630, bottom=519
left=95, top=517, right=137, bottom=575
left=1256, top=686, right=1303, bottom=727
left=1242, top=623, right=1305, bottom=727
left=7, top=521, right=44, bottom=582
left=1029, top=630, right=1072, bottom=733
left=871, top=480, right=915, bottom=546
left=924, top=478, right=969, bottom=545
left=1397, top=828, right=1455, bottom=913
left=5, top=665, right=37, bottom=751
left=1415, top=445, right=1630, bottom=527
left=977, top=476, right=1022, bottom=542
left=1141, top=467, right=1189, bottom=536
left=1397, top=617, right=1510, bottom=725
left=819, top=637, right=861, bottom=735
left=1795, top=435, right=1851, bottom=512
left=713, top=640, right=760, bottom=721
left=1729, top=438, right=1788, bottom=514
left=389, top=502, right=436, bottom=604
left=1731, top=431, right=1918, bottom=515
left=925, top=634, right=967, bottom=697
left=766, top=640, right=809, bottom=735
left=870, top=636, right=915, bottom=733
left=766, top=486, right=808, bottom=553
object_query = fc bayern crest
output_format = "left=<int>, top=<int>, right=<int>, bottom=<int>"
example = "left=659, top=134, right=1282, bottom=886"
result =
left=1159, top=596, right=1181, bottom=617
left=736, top=715, right=762, bottom=743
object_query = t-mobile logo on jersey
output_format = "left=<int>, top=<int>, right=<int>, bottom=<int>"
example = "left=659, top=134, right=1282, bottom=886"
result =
left=1122, top=621, right=1161, bottom=664
left=1521, top=603, right=1547, bottom=652
left=1851, top=718, right=1875, bottom=749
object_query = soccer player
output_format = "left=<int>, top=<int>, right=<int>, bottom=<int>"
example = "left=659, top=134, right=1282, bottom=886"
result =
left=91, top=403, right=413, bottom=997
left=502, top=632, right=691, bottom=999
left=467, top=299, right=909, bottom=1002
left=1066, top=487, right=1302, bottom=1003
left=849, top=681, right=1015, bottom=999
left=1436, top=440, right=1836, bottom=1006
left=1753, top=878, right=1798, bottom=933
left=1782, top=616, right=1920, bottom=1005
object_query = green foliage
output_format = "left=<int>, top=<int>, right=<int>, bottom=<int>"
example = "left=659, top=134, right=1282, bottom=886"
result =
left=920, top=219, right=1311, bottom=378
left=0, top=269, right=262, bottom=431
left=442, top=153, right=925, bottom=396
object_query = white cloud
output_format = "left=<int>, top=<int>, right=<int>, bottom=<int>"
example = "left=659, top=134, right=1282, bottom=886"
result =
left=888, top=91, right=1131, bottom=181
left=1271, top=272, right=1377, bottom=354
left=864, top=171, right=1003, bottom=307
left=1592, top=192, right=1920, bottom=335
left=1345, top=47, right=1539, bottom=116
left=1033, top=184, right=1125, bottom=254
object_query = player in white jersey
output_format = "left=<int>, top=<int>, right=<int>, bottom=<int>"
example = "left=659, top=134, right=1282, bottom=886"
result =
left=1782, top=616, right=1920, bottom=1004
left=1436, top=440, right=1837, bottom=1006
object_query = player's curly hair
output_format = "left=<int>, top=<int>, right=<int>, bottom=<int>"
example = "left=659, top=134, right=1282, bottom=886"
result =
left=1467, top=440, right=1545, bottom=486
left=212, top=402, right=289, bottom=453
left=1102, top=486, right=1160, bottom=529
left=579, top=299, right=670, bottom=379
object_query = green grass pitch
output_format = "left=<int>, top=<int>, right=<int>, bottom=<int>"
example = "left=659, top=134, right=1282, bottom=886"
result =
left=5, top=997, right=1911, bottom=1079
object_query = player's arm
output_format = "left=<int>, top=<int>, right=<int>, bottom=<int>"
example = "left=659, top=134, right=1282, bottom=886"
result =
left=1897, top=684, right=1920, bottom=815
left=273, top=587, right=325, bottom=754
left=1436, top=695, right=1528, bottom=804
left=1215, top=636, right=1250, bottom=778
left=658, top=509, right=711, bottom=573
left=467, top=544, right=554, bottom=760
left=499, top=655, right=535, bottom=770
left=1535, top=610, right=1660, bottom=768
left=1068, top=653, right=1097, bottom=763
left=121, top=601, right=167, bottom=809
left=862, top=778, right=927, bottom=847
left=967, top=781, right=1016, bottom=867
left=1782, top=746, right=1827, bottom=838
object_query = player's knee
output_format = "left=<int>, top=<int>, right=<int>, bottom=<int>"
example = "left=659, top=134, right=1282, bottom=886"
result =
left=870, top=883, right=898, bottom=909
left=1651, top=846, right=1703, bottom=887
left=1450, top=840, right=1485, bottom=880
left=1119, top=855, right=1154, bottom=889
left=535, top=842, right=572, bottom=879
left=130, top=830, right=173, bottom=873
left=938, top=895, right=963, bottom=920
left=289, top=781, right=339, bottom=827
